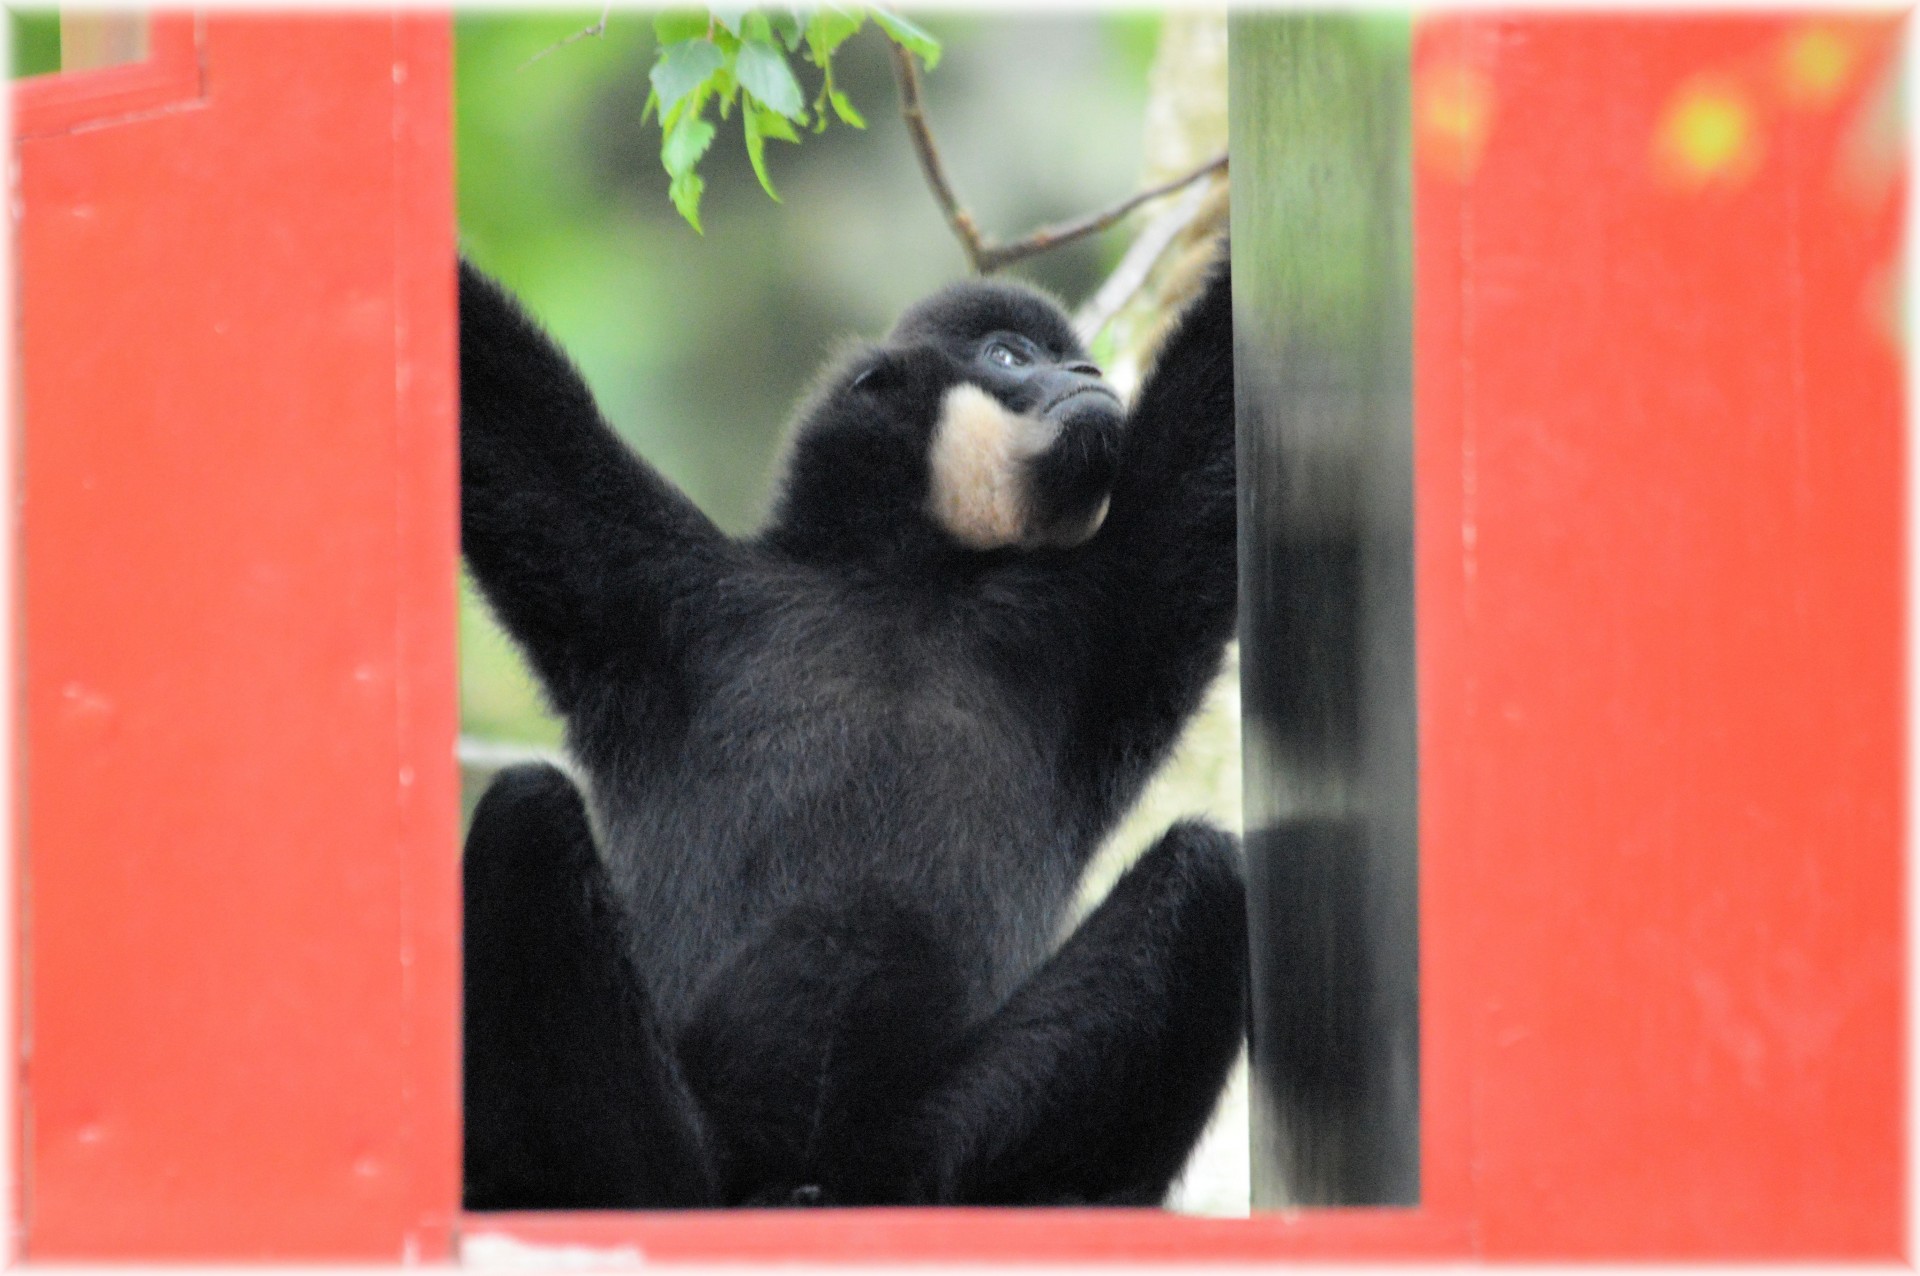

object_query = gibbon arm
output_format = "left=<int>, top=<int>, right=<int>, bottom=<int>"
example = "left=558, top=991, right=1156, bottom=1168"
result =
left=458, top=260, right=732, bottom=710
left=1062, top=261, right=1239, bottom=807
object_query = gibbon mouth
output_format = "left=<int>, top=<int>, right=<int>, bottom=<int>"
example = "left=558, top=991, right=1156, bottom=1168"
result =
left=1039, top=384, right=1123, bottom=418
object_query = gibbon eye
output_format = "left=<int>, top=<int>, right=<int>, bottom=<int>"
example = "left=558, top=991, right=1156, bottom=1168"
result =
left=983, top=339, right=1031, bottom=369
left=850, top=358, right=894, bottom=392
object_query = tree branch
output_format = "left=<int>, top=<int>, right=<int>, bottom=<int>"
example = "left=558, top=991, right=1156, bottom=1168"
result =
left=521, top=3, right=613, bottom=71
left=887, top=39, right=1227, bottom=275
left=978, top=152, right=1226, bottom=274
left=885, top=40, right=988, bottom=272
left=1073, top=176, right=1221, bottom=345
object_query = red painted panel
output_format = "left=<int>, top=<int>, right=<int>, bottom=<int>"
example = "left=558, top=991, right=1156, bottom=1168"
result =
left=1415, top=15, right=1904, bottom=1258
left=13, top=13, right=459, bottom=1260
left=460, top=1206, right=1472, bottom=1265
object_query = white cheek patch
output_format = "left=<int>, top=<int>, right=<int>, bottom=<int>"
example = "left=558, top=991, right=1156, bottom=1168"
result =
left=927, top=384, right=1060, bottom=550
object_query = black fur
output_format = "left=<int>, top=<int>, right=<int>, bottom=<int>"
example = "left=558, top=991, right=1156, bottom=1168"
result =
left=459, top=256, right=1243, bottom=1209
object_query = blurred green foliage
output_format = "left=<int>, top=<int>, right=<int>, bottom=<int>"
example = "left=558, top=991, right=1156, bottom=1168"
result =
left=457, top=11, right=1162, bottom=749
left=9, top=8, right=61, bottom=78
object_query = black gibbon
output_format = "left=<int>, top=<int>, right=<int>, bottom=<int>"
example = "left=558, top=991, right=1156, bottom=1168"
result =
left=459, top=251, right=1244, bottom=1209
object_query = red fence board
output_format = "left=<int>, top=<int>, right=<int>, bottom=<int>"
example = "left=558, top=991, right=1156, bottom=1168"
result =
left=1415, top=14, right=1904, bottom=1258
left=12, top=14, right=459, bottom=1260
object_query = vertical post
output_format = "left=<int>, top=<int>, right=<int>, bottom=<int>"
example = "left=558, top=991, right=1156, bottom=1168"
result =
left=1230, top=14, right=1419, bottom=1207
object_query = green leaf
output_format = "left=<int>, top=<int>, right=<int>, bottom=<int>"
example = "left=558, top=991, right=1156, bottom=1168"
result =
left=641, top=85, right=660, bottom=126
left=662, top=112, right=717, bottom=178
left=663, top=102, right=716, bottom=232
left=872, top=9, right=940, bottom=69
left=804, top=7, right=863, bottom=63
left=659, top=78, right=714, bottom=135
left=757, top=105, right=800, bottom=142
left=653, top=11, right=709, bottom=43
left=669, top=170, right=707, bottom=232
left=828, top=86, right=865, bottom=128
left=743, top=109, right=780, bottom=202
left=709, top=3, right=750, bottom=35
left=744, top=103, right=801, bottom=202
left=770, top=10, right=806, bottom=52
left=739, top=11, right=773, bottom=43
left=735, top=38, right=805, bottom=120
left=651, top=39, right=725, bottom=115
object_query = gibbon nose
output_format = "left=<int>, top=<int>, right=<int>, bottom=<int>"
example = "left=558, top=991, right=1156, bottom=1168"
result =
left=1032, top=369, right=1121, bottom=422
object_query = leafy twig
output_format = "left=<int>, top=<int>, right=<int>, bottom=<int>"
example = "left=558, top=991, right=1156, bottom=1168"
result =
left=521, top=2, right=614, bottom=70
left=886, top=39, right=1228, bottom=275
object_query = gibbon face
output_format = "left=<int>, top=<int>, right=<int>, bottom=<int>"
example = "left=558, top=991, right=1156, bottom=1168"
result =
left=889, top=282, right=1126, bottom=552
left=781, top=281, right=1122, bottom=556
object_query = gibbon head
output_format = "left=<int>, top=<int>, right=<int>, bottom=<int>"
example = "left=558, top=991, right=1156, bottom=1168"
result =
left=770, top=280, right=1125, bottom=562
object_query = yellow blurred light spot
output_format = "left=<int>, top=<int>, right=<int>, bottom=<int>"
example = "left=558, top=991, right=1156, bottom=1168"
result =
left=1416, top=63, right=1495, bottom=179
left=1654, top=80, right=1760, bottom=188
left=1781, top=27, right=1855, bottom=107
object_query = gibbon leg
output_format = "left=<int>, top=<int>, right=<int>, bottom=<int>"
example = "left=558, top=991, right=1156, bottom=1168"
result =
left=676, top=896, right=971, bottom=1207
left=463, top=763, right=718, bottom=1209
left=918, top=821, right=1248, bottom=1206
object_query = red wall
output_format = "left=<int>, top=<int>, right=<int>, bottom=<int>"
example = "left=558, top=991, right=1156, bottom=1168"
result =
left=1413, top=15, right=1904, bottom=1257
left=13, top=15, right=459, bottom=1260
